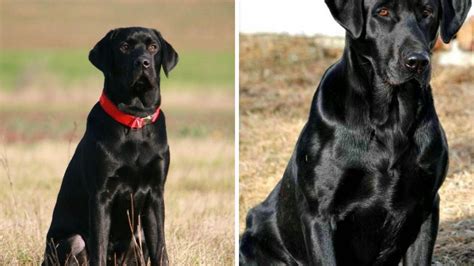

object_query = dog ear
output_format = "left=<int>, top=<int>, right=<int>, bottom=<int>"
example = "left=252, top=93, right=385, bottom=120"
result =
left=153, top=30, right=179, bottom=77
left=325, top=0, right=364, bottom=39
left=89, top=29, right=118, bottom=73
left=439, top=0, right=471, bottom=43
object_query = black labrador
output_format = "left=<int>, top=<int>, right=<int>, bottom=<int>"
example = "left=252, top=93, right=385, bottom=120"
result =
left=42, top=27, right=178, bottom=266
left=240, top=0, right=471, bottom=265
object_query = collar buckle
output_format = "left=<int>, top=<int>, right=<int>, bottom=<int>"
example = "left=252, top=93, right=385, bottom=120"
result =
left=142, top=114, right=154, bottom=125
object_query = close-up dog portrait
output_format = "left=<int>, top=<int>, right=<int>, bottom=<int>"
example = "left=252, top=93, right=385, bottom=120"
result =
left=0, top=1, right=234, bottom=265
left=240, top=0, right=473, bottom=265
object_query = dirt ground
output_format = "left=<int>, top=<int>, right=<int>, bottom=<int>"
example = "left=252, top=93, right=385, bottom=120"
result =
left=239, top=34, right=474, bottom=264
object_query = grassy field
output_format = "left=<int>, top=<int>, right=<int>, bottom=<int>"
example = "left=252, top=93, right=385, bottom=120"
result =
left=239, top=34, right=474, bottom=264
left=0, top=0, right=234, bottom=91
left=0, top=0, right=235, bottom=264
left=0, top=88, right=234, bottom=265
left=0, top=50, right=234, bottom=91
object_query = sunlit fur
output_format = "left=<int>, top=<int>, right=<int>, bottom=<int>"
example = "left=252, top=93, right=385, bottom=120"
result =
left=240, top=0, right=470, bottom=265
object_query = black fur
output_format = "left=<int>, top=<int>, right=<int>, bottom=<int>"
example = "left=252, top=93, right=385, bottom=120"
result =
left=240, top=0, right=471, bottom=265
left=43, top=27, right=178, bottom=266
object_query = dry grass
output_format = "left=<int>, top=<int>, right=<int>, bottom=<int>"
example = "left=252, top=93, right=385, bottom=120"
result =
left=239, top=34, right=474, bottom=264
left=0, top=0, right=234, bottom=263
left=0, top=89, right=234, bottom=265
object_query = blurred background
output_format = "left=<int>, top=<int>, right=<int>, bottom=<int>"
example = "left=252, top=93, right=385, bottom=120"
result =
left=0, top=0, right=234, bottom=264
left=239, top=0, right=474, bottom=264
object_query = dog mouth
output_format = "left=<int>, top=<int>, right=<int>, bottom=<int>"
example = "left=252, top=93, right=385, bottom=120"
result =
left=384, top=66, right=430, bottom=87
left=131, top=72, right=156, bottom=90
left=384, top=73, right=409, bottom=86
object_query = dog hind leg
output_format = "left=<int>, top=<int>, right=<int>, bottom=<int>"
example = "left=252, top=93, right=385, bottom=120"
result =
left=43, top=234, right=88, bottom=266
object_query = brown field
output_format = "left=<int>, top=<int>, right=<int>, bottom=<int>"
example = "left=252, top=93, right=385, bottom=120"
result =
left=239, top=34, right=474, bottom=264
left=0, top=87, right=235, bottom=265
left=0, top=0, right=234, bottom=51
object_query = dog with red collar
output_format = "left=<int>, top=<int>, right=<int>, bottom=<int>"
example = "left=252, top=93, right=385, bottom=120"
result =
left=42, top=27, right=178, bottom=266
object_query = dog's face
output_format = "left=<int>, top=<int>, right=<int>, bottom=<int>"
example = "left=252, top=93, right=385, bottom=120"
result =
left=362, top=0, right=441, bottom=85
left=89, top=27, right=178, bottom=94
left=326, top=0, right=471, bottom=85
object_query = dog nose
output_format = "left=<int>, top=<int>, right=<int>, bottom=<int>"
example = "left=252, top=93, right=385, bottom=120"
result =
left=135, top=58, right=151, bottom=69
left=405, top=52, right=429, bottom=73
left=142, top=59, right=150, bottom=68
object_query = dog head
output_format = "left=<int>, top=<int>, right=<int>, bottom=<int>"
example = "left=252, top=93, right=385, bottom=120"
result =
left=325, top=0, right=471, bottom=86
left=89, top=27, right=178, bottom=96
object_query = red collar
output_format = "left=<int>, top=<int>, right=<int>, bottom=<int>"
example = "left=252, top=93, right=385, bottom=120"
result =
left=99, top=91, right=160, bottom=129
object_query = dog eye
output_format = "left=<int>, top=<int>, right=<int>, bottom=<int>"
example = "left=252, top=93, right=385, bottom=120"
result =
left=148, top=44, right=158, bottom=52
left=422, top=7, right=433, bottom=18
left=120, top=42, right=130, bottom=52
left=377, top=7, right=390, bottom=17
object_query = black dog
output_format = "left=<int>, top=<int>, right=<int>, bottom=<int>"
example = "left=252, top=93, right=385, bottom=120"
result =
left=240, top=0, right=471, bottom=265
left=43, top=27, right=178, bottom=265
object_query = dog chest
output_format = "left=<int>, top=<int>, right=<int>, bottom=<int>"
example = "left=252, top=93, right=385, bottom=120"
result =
left=330, top=146, right=437, bottom=214
left=94, top=137, right=169, bottom=188
left=297, top=126, right=444, bottom=217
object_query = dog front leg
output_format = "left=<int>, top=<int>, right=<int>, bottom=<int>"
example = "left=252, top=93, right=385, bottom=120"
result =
left=403, top=195, right=440, bottom=266
left=88, top=196, right=112, bottom=266
left=143, top=194, right=168, bottom=266
left=301, top=213, right=337, bottom=266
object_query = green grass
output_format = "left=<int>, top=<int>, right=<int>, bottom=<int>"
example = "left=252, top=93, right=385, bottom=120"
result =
left=0, top=49, right=234, bottom=91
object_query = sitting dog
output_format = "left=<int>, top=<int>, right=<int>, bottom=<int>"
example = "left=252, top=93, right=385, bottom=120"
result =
left=240, top=0, right=471, bottom=265
left=43, top=27, right=178, bottom=265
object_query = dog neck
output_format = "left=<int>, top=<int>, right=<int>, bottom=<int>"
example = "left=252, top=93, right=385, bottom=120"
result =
left=338, top=41, right=428, bottom=133
left=103, top=78, right=162, bottom=118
